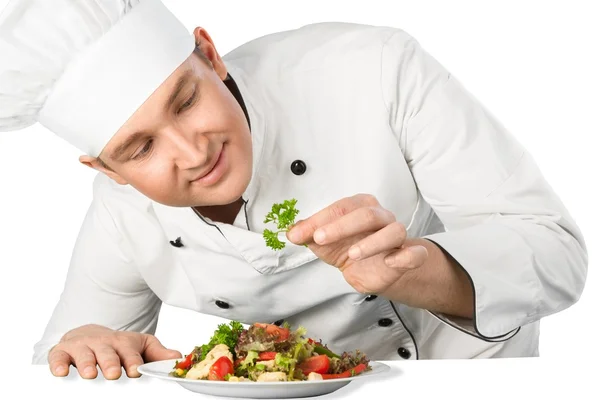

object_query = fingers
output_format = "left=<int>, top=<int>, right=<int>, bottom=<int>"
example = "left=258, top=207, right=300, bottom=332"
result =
left=48, top=347, right=71, bottom=377
left=68, top=344, right=99, bottom=379
left=115, top=345, right=145, bottom=378
left=142, top=334, right=183, bottom=362
left=383, top=245, right=429, bottom=269
left=287, top=194, right=381, bottom=244
left=91, top=343, right=123, bottom=380
left=316, top=207, right=397, bottom=247
left=47, top=326, right=167, bottom=381
left=348, top=221, right=406, bottom=260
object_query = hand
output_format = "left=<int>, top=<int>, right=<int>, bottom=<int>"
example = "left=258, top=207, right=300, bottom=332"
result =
left=286, top=194, right=429, bottom=295
left=48, top=324, right=182, bottom=380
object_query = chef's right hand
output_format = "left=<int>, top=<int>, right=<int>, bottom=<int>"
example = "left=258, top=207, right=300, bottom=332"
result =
left=48, top=324, right=182, bottom=380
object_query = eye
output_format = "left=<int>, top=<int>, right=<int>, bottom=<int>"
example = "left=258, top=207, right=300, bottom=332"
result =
left=178, top=92, right=196, bottom=113
left=132, top=139, right=153, bottom=160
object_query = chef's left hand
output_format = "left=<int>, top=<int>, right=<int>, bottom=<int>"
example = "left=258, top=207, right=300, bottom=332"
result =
left=286, top=194, right=428, bottom=295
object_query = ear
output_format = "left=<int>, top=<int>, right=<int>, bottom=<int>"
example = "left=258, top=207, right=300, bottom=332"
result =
left=79, top=155, right=128, bottom=185
left=193, top=26, right=228, bottom=80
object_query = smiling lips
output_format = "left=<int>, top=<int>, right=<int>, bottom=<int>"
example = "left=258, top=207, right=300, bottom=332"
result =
left=191, top=144, right=227, bottom=186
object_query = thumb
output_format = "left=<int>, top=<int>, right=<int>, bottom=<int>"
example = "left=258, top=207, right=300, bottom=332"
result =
left=142, top=335, right=183, bottom=362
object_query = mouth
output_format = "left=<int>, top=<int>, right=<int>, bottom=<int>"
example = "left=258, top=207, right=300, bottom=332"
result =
left=191, top=144, right=227, bottom=186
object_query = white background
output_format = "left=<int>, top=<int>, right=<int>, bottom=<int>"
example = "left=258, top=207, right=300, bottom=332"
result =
left=0, top=0, right=598, bottom=397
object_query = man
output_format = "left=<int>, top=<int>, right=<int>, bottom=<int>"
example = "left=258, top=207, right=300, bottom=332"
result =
left=0, top=0, right=587, bottom=380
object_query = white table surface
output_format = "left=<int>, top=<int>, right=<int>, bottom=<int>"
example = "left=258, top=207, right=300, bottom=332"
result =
left=8, top=357, right=596, bottom=400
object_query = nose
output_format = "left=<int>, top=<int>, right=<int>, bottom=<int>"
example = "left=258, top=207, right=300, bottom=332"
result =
left=166, top=127, right=209, bottom=170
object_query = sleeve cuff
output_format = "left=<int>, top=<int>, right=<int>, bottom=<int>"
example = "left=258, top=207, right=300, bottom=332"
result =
left=428, top=311, right=520, bottom=343
left=422, top=223, right=542, bottom=341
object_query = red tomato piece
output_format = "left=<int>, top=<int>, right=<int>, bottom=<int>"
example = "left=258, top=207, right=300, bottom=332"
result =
left=175, top=352, right=194, bottom=370
left=258, top=352, right=278, bottom=361
left=321, top=363, right=367, bottom=380
left=208, top=356, right=234, bottom=381
left=297, top=355, right=330, bottom=375
left=253, top=323, right=290, bottom=342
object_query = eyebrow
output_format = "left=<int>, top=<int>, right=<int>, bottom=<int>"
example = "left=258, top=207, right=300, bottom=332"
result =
left=109, top=131, right=145, bottom=161
left=166, top=70, right=194, bottom=112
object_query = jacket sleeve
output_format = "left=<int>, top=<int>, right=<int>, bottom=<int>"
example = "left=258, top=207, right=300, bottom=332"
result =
left=380, top=29, right=588, bottom=340
left=31, top=192, right=162, bottom=364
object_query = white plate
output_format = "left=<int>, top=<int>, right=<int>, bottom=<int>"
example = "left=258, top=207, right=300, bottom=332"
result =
left=138, top=359, right=391, bottom=399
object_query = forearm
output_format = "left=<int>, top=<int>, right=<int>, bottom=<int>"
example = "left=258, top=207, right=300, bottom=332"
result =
left=382, top=238, right=474, bottom=319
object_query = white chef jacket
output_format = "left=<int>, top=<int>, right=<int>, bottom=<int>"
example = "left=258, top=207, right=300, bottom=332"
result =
left=31, top=22, right=588, bottom=364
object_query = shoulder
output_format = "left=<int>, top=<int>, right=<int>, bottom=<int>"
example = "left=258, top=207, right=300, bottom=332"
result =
left=223, top=22, right=415, bottom=79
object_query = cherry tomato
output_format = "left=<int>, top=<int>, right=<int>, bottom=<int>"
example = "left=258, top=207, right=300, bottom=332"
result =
left=258, top=351, right=278, bottom=361
left=297, top=355, right=330, bottom=375
left=175, top=353, right=194, bottom=370
left=253, top=323, right=290, bottom=342
left=208, top=356, right=234, bottom=381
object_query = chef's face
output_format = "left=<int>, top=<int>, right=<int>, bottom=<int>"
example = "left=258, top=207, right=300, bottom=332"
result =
left=80, top=28, right=253, bottom=207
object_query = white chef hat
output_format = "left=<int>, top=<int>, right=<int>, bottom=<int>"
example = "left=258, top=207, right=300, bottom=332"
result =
left=0, top=0, right=195, bottom=157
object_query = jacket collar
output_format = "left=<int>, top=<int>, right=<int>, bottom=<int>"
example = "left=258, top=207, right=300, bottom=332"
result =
left=224, top=61, right=272, bottom=208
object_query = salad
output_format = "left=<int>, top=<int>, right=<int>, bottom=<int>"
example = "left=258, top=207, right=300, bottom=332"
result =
left=170, top=321, right=371, bottom=382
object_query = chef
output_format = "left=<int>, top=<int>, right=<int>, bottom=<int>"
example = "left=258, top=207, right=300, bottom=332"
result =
left=0, top=0, right=588, bottom=380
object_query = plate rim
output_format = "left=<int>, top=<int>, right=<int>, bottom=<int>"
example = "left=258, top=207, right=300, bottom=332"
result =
left=137, top=359, right=391, bottom=386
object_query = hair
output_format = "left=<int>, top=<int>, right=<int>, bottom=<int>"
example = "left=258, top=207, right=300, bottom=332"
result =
left=97, top=157, right=113, bottom=171
left=193, top=45, right=212, bottom=66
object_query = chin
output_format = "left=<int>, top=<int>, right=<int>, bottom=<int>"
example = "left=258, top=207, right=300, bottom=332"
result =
left=197, top=174, right=251, bottom=207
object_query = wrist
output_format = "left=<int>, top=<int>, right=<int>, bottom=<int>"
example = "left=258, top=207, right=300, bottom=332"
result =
left=380, top=238, right=474, bottom=318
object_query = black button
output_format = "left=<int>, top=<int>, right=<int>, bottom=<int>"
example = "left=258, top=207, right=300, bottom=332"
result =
left=273, top=319, right=284, bottom=326
left=398, top=347, right=411, bottom=359
left=215, top=300, right=230, bottom=309
left=378, top=318, right=393, bottom=327
left=365, top=295, right=378, bottom=301
left=170, top=237, right=183, bottom=247
left=290, top=160, right=307, bottom=175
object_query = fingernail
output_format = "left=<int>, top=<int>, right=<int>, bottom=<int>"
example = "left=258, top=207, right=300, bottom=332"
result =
left=314, top=229, right=326, bottom=243
left=384, top=255, right=394, bottom=266
left=107, top=366, right=121, bottom=377
left=84, top=366, right=96, bottom=377
left=412, top=245, right=428, bottom=258
left=348, top=246, right=361, bottom=260
left=287, top=228, right=299, bottom=243
left=54, top=365, right=67, bottom=375
left=129, top=365, right=140, bottom=376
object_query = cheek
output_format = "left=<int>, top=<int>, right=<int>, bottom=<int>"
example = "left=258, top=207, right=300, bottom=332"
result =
left=125, top=163, right=178, bottom=199
left=202, top=81, right=249, bottom=131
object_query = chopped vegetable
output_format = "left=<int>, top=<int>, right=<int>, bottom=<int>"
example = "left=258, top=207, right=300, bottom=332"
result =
left=313, top=343, right=341, bottom=359
left=297, top=355, right=330, bottom=375
left=241, top=351, right=259, bottom=367
left=198, top=321, right=245, bottom=361
left=175, top=352, right=194, bottom=370
left=170, top=320, right=371, bottom=382
left=258, top=351, right=278, bottom=361
left=321, top=363, right=367, bottom=379
left=253, top=323, right=291, bottom=342
left=208, top=356, right=234, bottom=381
left=328, top=350, right=370, bottom=374
left=263, top=199, right=300, bottom=250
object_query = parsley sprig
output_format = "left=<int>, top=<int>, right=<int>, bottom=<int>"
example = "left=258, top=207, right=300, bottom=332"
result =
left=197, top=321, right=245, bottom=361
left=263, top=199, right=300, bottom=250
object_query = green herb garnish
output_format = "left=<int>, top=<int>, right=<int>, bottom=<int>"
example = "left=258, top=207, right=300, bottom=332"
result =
left=263, top=198, right=300, bottom=250
left=198, top=320, right=245, bottom=361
